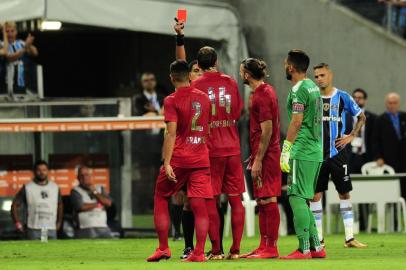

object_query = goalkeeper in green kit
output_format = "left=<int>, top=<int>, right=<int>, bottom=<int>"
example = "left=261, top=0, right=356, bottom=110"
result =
left=280, top=50, right=326, bottom=260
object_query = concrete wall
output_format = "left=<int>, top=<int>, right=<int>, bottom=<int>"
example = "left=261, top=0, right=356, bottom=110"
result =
left=224, top=0, right=406, bottom=129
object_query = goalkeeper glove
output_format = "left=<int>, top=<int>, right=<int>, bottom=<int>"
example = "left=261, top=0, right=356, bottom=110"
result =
left=280, top=140, right=292, bottom=173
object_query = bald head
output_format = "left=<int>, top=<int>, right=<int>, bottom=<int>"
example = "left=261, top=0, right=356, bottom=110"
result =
left=385, top=92, right=401, bottom=115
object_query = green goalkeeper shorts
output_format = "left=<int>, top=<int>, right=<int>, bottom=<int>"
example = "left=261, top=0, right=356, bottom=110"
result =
left=287, top=159, right=322, bottom=200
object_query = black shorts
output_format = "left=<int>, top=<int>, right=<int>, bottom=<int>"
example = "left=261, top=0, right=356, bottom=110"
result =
left=315, top=150, right=352, bottom=194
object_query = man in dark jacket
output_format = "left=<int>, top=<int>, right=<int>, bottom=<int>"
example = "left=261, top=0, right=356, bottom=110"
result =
left=374, top=92, right=406, bottom=197
left=133, top=72, right=165, bottom=116
left=346, top=88, right=377, bottom=173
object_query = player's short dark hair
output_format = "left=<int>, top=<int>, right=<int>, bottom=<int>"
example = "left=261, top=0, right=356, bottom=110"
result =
left=188, top=60, right=198, bottom=72
left=241, top=58, right=268, bottom=80
left=33, top=160, right=49, bottom=171
left=197, top=46, right=217, bottom=70
left=170, top=60, right=190, bottom=82
left=287, top=49, right=310, bottom=73
left=353, top=88, right=368, bottom=99
left=313, top=63, right=330, bottom=70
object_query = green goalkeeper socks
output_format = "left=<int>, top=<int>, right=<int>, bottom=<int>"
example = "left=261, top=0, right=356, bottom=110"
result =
left=289, top=195, right=311, bottom=254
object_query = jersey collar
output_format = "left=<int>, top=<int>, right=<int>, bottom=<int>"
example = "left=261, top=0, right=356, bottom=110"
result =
left=321, top=87, right=337, bottom=98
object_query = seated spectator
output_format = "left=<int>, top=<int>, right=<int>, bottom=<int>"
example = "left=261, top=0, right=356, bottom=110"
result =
left=11, top=160, right=63, bottom=240
left=133, top=72, right=164, bottom=116
left=4, top=21, right=38, bottom=97
left=70, top=166, right=113, bottom=239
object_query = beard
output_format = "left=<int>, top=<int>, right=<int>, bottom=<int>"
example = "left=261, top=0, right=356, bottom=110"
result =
left=243, top=79, right=249, bottom=85
left=285, top=68, right=292, bottom=81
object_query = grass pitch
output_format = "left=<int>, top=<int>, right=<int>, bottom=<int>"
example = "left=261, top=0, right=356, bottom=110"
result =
left=0, top=234, right=405, bottom=270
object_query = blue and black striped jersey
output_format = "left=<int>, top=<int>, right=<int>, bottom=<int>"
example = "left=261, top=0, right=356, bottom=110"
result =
left=322, top=88, right=362, bottom=160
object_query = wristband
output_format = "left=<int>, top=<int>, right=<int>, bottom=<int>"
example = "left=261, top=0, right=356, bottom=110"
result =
left=282, top=140, right=293, bottom=153
left=176, top=34, right=185, bottom=46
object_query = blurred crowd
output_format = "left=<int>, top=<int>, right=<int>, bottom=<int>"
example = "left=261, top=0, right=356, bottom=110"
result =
left=378, top=0, right=406, bottom=37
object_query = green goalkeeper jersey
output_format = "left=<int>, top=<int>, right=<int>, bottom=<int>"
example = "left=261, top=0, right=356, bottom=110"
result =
left=287, top=78, right=323, bottom=162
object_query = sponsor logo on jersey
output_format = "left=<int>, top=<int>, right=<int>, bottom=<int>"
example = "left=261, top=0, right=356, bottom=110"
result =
left=322, top=116, right=342, bottom=122
left=41, top=191, right=49, bottom=199
left=307, top=87, right=319, bottom=94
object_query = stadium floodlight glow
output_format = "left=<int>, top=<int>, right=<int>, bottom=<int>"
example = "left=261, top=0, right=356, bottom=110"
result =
left=41, top=21, right=62, bottom=31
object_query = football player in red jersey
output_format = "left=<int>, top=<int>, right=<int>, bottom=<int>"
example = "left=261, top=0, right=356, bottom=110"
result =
left=173, top=20, right=204, bottom=259
left=239, top=58, right=282, bottom=259
left=147, top=60, right=213, bottom=263
left=192, top=47, right=245, bottom=260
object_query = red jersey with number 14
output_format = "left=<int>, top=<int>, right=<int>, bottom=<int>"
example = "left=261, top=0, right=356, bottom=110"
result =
left=192, top=72, right=243, bottom=157
left=164, top=86, right=211, bottom=168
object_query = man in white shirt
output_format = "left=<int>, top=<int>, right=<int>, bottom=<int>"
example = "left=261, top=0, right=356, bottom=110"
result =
left=11, top=160, right=63, bottom=240
left=70, top=166, right=113, bottom=239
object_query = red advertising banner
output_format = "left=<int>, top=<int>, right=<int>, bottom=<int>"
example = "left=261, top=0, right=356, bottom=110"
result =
left=48, top=154, right=110, bottom=196
left=0, top=118, right=165, bottom=133
left=0, top=155, right=33, bottom=196
left=0, top=154, right=110, bottom=197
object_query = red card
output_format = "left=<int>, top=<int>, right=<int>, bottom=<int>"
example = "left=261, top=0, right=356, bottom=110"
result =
left=177, top=9, right=187, bottom=22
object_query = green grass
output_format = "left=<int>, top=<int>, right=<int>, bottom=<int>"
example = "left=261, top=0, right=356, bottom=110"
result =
left=0, top=234, right=406, bottom=270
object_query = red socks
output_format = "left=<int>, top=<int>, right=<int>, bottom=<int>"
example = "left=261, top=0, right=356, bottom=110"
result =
left=258, top=202, right=280, bottom=249
left=206, top=198, right=221, bottom=254
left=189, top=197, right=210, bottom=256
left=153, top=195, right=170, bottom=251
left=228, top=196, right=245, bottom=254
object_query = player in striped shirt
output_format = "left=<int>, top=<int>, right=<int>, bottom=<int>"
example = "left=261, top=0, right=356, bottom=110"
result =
left=310, top=63, right=367, bottom=248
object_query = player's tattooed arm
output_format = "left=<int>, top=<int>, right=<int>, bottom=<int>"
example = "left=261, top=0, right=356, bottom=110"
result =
left=252, top=120, right=273, bottom=178
left=163, top=122, right=177, bottom=182
left=336, top=112, right=366, bottom=149
left=286, top=113, right=303, bottom=144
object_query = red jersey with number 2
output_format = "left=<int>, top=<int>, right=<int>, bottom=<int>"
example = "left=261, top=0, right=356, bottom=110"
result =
left=192, top=72, right=243, bottom=157
left=164, top=86, right=211, bottom=168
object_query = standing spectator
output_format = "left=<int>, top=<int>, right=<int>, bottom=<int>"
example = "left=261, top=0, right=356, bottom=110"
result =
left=0, top=23, right=9, bottom=93
left=134, top=72, right=164, bottom=116
left=11, top=160, right=63, bottom=240
left=4, top=22, right=38, bottom=98
left=374, top=92, right=406, bottom=197
left=346, top=88, right=377, bottom=173
left=70, top=166, right=113, bottom=239
left=132, top=72, right=164, bottom=214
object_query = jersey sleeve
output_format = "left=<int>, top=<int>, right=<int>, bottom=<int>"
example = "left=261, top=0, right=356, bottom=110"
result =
left=291, top=84, right=308, bottom=114
left=163, top=96, right=177, bottom=122
left=258, top=92, right=274, bottom=122
left=343, top=92, right=362, bottom=117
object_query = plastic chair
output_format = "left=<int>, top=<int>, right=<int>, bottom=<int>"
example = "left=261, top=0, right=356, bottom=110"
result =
left=224, top=177, right=288, bottom=237
left=361, top=162, right=406, bottom=233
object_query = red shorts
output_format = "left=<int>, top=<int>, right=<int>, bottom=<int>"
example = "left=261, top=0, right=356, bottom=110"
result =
left=155, top=166, right=213, bottom=199
left=210, top=155, right=245, bottom=196
left=250, top=153, right=282, bottom=198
